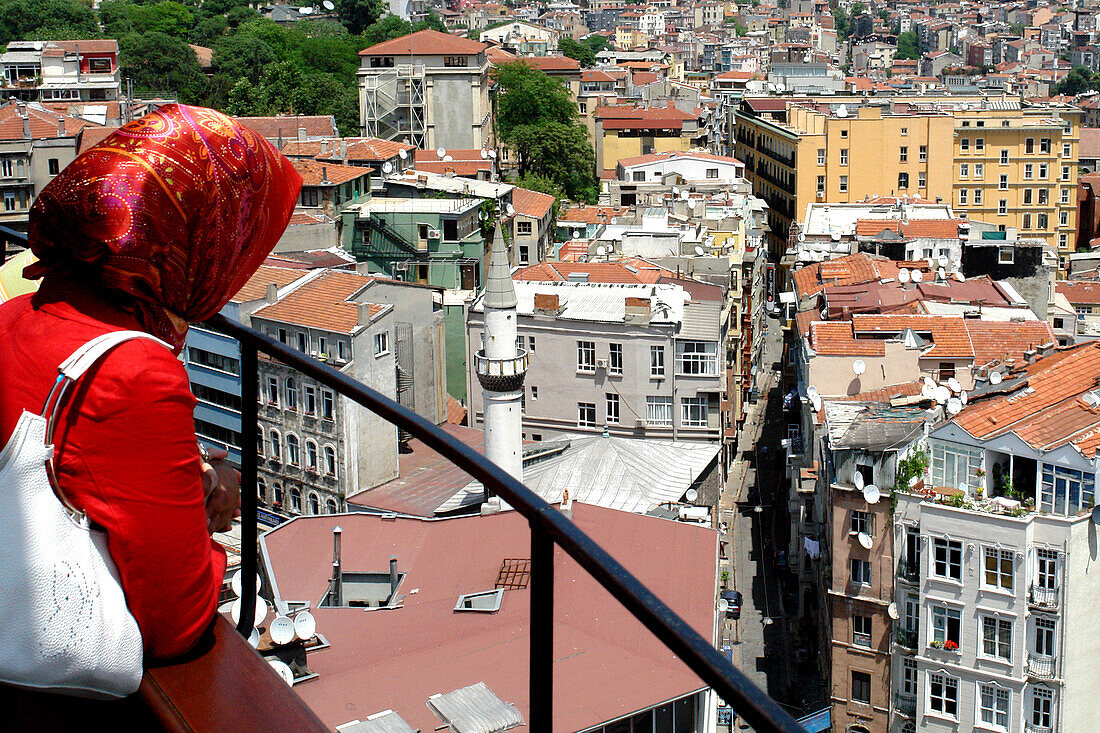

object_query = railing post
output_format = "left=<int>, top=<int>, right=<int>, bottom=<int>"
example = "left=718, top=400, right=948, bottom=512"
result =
left=236, top=342, right=259, bottom=636
left=529, top=524, right=553, bottom=732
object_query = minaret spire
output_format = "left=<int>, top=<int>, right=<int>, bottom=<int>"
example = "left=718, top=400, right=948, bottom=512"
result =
left=475, top=223, right=527, bottom=512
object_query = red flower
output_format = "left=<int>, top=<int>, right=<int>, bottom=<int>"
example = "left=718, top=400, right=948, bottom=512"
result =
left=944, top=640, right=959, bottom=651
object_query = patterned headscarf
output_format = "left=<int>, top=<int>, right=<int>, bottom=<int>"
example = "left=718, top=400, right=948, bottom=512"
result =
left=25, top=104, right=302, bottom=350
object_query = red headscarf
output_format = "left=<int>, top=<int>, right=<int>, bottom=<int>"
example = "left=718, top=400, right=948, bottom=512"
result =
left=25, top=104, right=302, bottom=350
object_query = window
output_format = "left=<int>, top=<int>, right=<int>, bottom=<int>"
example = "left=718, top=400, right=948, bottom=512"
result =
left=998, top=199, right=1008, bottom=215
left=839, top=175, right=848, bottom=193
left=681, top=396, right=708, bottom=427
left=1024, top=163, right=1034, bottom=180
left=273, top=482, right=283, bottom=507
left=646, top=396, right=672, bottom=426
left=1023, top=213, right=1032, bottom=230
left=290, top=488, right=302, bottom=513
left=931, top=605, right=961, bottom=646
left=1000, top=149, right=1009, bottom=164
left=632, top=171, right=645, bottom=182
left=919, top=145, right=927, bottom=162
left=975, top=137, right=985, bottom=152
left=322, top=389, right=335, bottom=420
left=577, top=402, right=596, bottom=428
left=900, top=146, right=908, bottom=163
left=0, top=159, right=12, bottom=177
left=898, top=172, right=909, bottom=189
left=606, top=393, right=619, bottom=424
left=1040, top=137, right=1051, bottom=154
left=850, top=558, right=871, bottom=585
left=443, top=55, right=468, bottom=67
left=960, top=163, right=969, bottom=178
left=980, top=685, right=1010, bottom=729
left=1035, top=617, right=1056, bottom=656
left=1063, top=143, right=1071, bottom=158
left=1024, top=188, right=1033, bottom=205
left=1060, top=233, right=1068, bottom=248
left=1036, top=548, right=1059, bottom=591
left=816, top=175, right=825, bottom=194
left=1031, top=687, right=1053, bottom=729
left=974, top=163, right=984, bottom=179
left=304, top=385, right=317, bottom=415
left=1040, top=463, right=1095, bottom=515
left=918, top=172, right=926, bottom=188
left=266, top=376, right=279, bottom=405
left=817, top=148, right=825, bottom=165
left=324, top=445, right=337, bottom=476
left=577, top=340, right=596, bottom=373
left=309, top=493, right=320, bottom=515
left=48, top=158, right=59, bottom=175
left=851, top=671, right=871, bottom=704
left=999, top=174, right=1008, bottom=190
left=931, top=442, right=982, bottom=491
left=839, top=148, right=848, bottom=166
left=901, top=127, right=908, bottom=136
left=517, top=220, right=533, bottom=235
left=852, top=615, right=872, bottom=647
left=902, top=657, right=917, bottom=695
left=609, top=343, right=623, bottom=375
left=974, top=189, right=983, bottom=205
left=326, top=498, right=338, bottom=514
left=269, top=430, right=281, bottom=461
left=1037, top=213, right=1048, bottom=230
left=1038, top=160, right=1051, bottom=180
left=530, top=385, right=538, bottom=400
left=1061, top=187, right=1070, bottom=204
left=705, top=168, right=719, bottom=179
left=961, top=138, right=970, bottom=152
left=1062, top=165, right=1071, bottom=181
left=306, top=440, right=318, bottom=470
left=286, top=434, right=300, bottom=466
left=1039, top=188, right=1049, bottom=205
left=676, top=341, right=718, bottom=375
left=3, top=192, right=15, bottom=211
left=256, top=427, right=265, bottom=456
left=982, top=615, right=1012, bottom=660
left=999, top=246, right=1014, bottom=264
left=959, top=189, right=968, bottom=205
left=933, top=538, right=962, bottom=581
left=285, top=377, right=298, bottom=410
left=849, top=510, right=871, bottom=535
left=650, top=345, right=665, bottom=377
left=1026, top=138, right=1035, bottom=154
left=928, top=673, right=958, bottom=718
left=527, top=336, right=535, bottom=353
left=840, top=129, right=848, bottom=138
left=374, top=332, right=389, bottom=356
left=257, top=477, right=266, bottom=502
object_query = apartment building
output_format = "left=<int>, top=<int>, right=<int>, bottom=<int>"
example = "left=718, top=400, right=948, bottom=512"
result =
left=733, top=95, right=1081, bottom=276
left=892, top=342, right=1100, bottom=733
left=465, top=273, right=728, bottom=446
left=357, top=30, right=493, bottom=151
left=0, top=40, right=121, bottom=103
left=593, top=104, right=711, bottom=175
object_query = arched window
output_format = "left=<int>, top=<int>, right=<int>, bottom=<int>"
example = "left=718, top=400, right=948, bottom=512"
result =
left=309, top=492, right=320, bottom=515
left=286, top=433, right=300, bottom=466
left=273, top=482, right=284, bottom=507
left=270, top=430, right=281, bottom=461
left=257, top=426, right=264, bottom=456
left=324, top=445, right=337, bottom=476
left=306, top=440, right=318, bottom=471
left=257, top=476, right=266, bottom=503
left=285, top=377, right=298, bottom=410
left=326, top=498, right=338, bottom=514
left=290, top=488, right=302, bottom=513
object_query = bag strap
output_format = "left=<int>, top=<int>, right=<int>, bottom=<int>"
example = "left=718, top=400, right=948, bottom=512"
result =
left=41, top=330, right=173, bottom=520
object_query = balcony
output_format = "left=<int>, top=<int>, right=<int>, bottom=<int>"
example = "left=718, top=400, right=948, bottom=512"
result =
left=894, top=691, right=916, bottom=717
left=895, top=628, right=918, bottom=650
left=1026, top=651, right=1057, bottom=680
left=897, top=558, right=920, bottom=584
left=1026, top=723, right=1053, bottom=733
left=1029, top=584, right=1059, bottom=610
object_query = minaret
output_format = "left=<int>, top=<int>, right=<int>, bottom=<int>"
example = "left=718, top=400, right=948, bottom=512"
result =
left=475, top=223, right=527, bottom=512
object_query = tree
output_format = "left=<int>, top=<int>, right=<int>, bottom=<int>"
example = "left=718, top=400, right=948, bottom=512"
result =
left=361, top=13, right=413, bottom=45
left=334, top=0, right=384, bottom=35
left=558, top=37, right=595, bottom=67
left=582, top=34, right=612, bottom=54
left=1054, top=66, right=1099, bottom=96
left=101, top=0, right=196, bottom=40
left=851, top=2, right=865, bottom=17
left=0, top=0, right=98, bottom=44
left=119, top=31, right=208, bottom=101
left=895, top=31, right=919, bottom=60
left=832, top=6, right=849, bottom=40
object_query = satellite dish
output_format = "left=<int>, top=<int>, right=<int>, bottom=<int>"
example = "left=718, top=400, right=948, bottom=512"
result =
left=594, top=245, right=605, bottom=256
left=857, top=532, right=873, bottom=549
left=854, top=471, right=865, bottom=491
left=924, top=376, right=936, bottom=390
left=836, top=104, right=848, bottom=117
left=436, top=147, right=446, bottom=158
left=686, top=488, right=699, bottom=502
left=921, top=382, right=934, bottom=399
left=989, top=371, right=1003, bottom=385
left=811, top=394, right=822, bottom=412
left=573, top=229, right=583, bottom=239
left=506, top=203, right=516, bottom=217
left=946, top=398, right=962, bottom=415
left=398, top=149, right=407, bottom=159
left=323, top=0, right=334, bottom=8
left=1092, top=505, right=1100, bottom=526
left=898, top=268, right=910, bottom=284
left=927, top=258, right=935, bottom=270
left=688, top=200, right=697, bottom=210
left=956, top=272, right=966, bottom=282
left=863, top=484, right=881, bottom=504
left=247, top=627, right=261, bottom=648
left=934, top=385, right=951, bottom=404
left=270, top=615, right=296, bottom=645
left=488, top=150, right=497, bottom=159
left=937, top=267, right=947, bottom=280
left=268, top=659, right=295, bottom=686
left=911, top=269, right=924, bottom=283
left=948, top=377, right=962, bottom=393
left=887, top=602, right=900, bottom=620
left=480, top=149, right=488, bottom=159
left=294, top=611, right=316, bottom=640
left=680, top=190, right=690, bottom=201
left=443, top=155, right=453, bottom=162
left=382, top=161, right=393, bottom=174
left=718, top=598, right=729, bottom=613
left=231, top=570, right=262, bottom=598
left=298, top=6, right=312, bottom=14
left=959, top=390, right=968, bottom=405
left=807, top=385, right=819, bottom=400
left=853, top=359, right=866, bottom=375
left=231, top=596, right=268, bottom=627
left=695, top=245, right=705, bottom=256
left=937, top=254, right=949, bottom=267
left=673, top=186, right=680, bottom=195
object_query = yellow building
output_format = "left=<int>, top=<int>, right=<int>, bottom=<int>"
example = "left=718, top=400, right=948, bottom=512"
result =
left=593, top=105, right=710, bottom=176
left=733, top=96, right=1081, bottom=273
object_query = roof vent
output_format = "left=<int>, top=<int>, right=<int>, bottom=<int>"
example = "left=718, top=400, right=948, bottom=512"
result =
left=454, top=589, right=504, bottom=613
left=567, top=271, right=589, bottom=283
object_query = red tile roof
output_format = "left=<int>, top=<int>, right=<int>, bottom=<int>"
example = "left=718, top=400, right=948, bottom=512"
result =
left=232, top=265, right=309, bottom=303
left=810, top=321, right=886, bottom=356
left=251, top=270, right=385, bottom=333
left=851, top=314, right=973, bottom=359
left=1056, top=280, right=1100, bottom=305
left=76, top=124, right=121, bottom=153
left=291, top=159, right=373, bottom=186
left=963, top=320, right=1055, bottom=367
left=557, top=205, right=628, bottom=224
left=855, top=218, right=966, bottom=239
left=0, top=101, right=99, bottom=140
left=515, top=259, right=673, bottom=284
left=49, top=39, right=119, bottom=54
left=521, top=55, right=581, bottom=72
left=510, top=187, right=554, bottom=219
left=793, top=253, right=904, bottom=300
left=359, top=29, right=486, bottom=56
left=234, top=114, right=337, bottom=140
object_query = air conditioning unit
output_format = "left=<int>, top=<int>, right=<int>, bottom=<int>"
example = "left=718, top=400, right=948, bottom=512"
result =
left=635, top=418, right=648, bottom=428
left=595, top=358, right=608, bottom=369
left=427, top=228, right=442, bottom=239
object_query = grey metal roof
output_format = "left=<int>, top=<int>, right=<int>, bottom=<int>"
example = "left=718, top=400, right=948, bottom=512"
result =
left=338, top=711, right=417, bottom=733
left=483, top=224, right=517, bottom=310
left=824, top=401, right=927, bottom=452
left=425, top=682, right=524, bottom=733
left=475, top=281, right=688, bottom=325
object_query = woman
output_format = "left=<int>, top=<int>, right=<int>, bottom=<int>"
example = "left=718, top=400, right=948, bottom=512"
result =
left=0, top=105, right=301, bottom=659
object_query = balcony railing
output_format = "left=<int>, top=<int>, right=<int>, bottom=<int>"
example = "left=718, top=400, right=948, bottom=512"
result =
left=895, top=628, right=918, bottom=650
left=1029, top=584, right=1059, bottom=610
left=897, top=558, right=920, bottom=584
left=894, top=691, right=916, bottom=717
left=1026, top=651, right=1057, bottom=680
left=1026, top=722, right=1053, bottom=733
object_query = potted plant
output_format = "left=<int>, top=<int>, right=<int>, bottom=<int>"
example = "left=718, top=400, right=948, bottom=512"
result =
left=944, top=639, right=959, bottom=652
left=929, top=639, right=943, bottom=649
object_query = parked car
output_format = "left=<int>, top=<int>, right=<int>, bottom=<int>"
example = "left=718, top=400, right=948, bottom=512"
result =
left=720, top=590, right=742, bottom=620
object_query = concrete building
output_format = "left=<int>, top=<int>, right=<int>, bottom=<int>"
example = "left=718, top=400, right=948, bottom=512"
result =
left=0, top=40, right=120, bottom=103
left=357, top=30, right=493, bottom=151
left=593, top=103, right=711, bottom=176
left=510, top=187, right=556, bottom=266
left=289, top=159, right=372, bottom=219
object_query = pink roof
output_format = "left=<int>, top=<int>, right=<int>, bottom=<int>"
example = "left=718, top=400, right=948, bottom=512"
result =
left=261, top=505, right=716, bottom=730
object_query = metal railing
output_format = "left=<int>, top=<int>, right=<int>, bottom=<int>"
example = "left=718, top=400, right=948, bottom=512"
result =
left=895, top=628, right=918, bottom=650
left=206, top=314, right=805, bottom=733
left=897, top=558, right=920, bottom=584
left=894, top=691, right=916, bottom=717
left=1025, top=722, right=1053, bottom=733
left=1026, top=651, right=1057, bottom=680
left=1029, top=584, right=1059, bottom=610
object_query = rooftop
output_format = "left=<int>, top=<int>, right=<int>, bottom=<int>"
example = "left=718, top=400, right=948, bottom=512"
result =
left=251, top=269, right=388, bottom=334
left=359, top=29, right=486, bottom=57
left=291, top=159, right=373, bottom=186
left=473, top=280, right=689, bottom=325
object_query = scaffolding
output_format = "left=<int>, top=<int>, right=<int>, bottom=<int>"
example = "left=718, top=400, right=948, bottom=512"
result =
left=360, top=63, right=427, bottom=148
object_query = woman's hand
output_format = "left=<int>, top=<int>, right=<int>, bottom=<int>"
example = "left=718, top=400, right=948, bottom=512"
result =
left=200, top=447, right=241, bottom=534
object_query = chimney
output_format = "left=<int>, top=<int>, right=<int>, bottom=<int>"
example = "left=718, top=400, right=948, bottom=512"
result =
left=57, top=116, right=65, bottom=136
left=357, top=301, right=374, bottom=325
left=624, top=296, right=651, bottom=323
left=340, top=140, right=347, bottom=158
left=322, top=166, right=330, bottom=184
left=266, top=283, right=278, bottom=304
left=22, top=112, right=31, bottom=141
left=329, top=526, right=343, bottom=607
left=533, top=292, right=561, bottom=315
left=277, top=126, right=283, bottom=148
left=389, top=556, right=399, bottom=597
left=298, top=126, right=307, bottom=142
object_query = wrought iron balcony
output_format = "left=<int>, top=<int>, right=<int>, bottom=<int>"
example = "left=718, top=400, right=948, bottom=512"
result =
left=895, top=628, right=919, bottom=650
left=1026, top=651, right=1057, bottom=680
left=894, top=691, right=916, bottom=717
left=1029, top=584, right=1059, bottom=610
left=897, top=558, right=920, bottom=584
left=1025, top=722, right=1053, bottom=733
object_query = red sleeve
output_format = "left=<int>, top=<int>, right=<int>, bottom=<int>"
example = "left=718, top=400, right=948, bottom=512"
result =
left=58, top=340, right=226, bottom=660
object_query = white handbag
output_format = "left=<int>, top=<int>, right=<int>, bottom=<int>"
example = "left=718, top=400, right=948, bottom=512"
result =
left=0, top=330, right=172, bottom=698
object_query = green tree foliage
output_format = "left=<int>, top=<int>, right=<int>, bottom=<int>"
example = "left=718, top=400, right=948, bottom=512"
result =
left=101, top=0, right=195, bottom=40
left=334, top=0, right=384, bottom=35
left=119, top=30, right=208, bottom=100
left=1054, top=66, right=1100, bottom=96
left=895, top=31, right=919, bottom=60
left=0, top=0, right=98, bottom=44
left=558, top=37, right=595, bottom=67
left=493, top=61, right=596, bottom=202
left=851, top=2, right=865, bottom=17
left=832, top=6, right=849, bottom=40
left=360, top=12, right=446, bottom=46
left=582, top=34, right=612, bottom=54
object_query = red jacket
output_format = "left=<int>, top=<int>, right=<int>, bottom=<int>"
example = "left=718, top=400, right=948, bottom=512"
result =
left=0, top=280, right=224, bottom=660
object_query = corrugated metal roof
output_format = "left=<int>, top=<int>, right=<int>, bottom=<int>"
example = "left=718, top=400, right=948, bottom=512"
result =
left=339, top=711, right=417, bottom=733
left=426, top=682, right=524, bottom=733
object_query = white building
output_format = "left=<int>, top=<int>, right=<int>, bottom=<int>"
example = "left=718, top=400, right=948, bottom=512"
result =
left=0, top=40, right=121, bottom=103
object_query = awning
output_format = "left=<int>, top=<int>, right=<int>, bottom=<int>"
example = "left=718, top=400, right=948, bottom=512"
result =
left=797, top=707, right=831, bottom=733
left=779, top=290, right=796, bottom=304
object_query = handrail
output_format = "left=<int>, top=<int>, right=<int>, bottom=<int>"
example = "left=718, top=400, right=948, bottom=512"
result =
left=206, top=313, right=805, bottom=733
